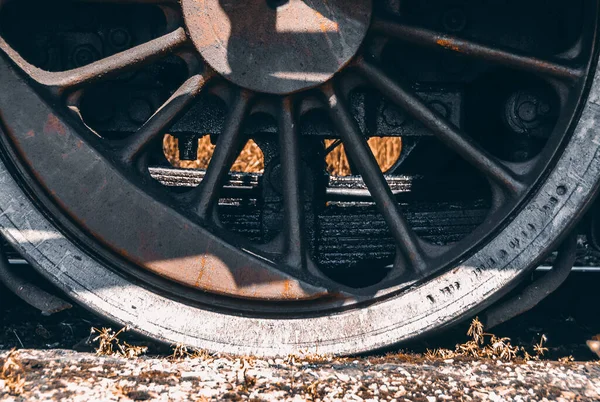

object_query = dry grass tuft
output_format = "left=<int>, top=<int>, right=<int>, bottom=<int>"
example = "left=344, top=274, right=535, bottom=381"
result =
left=467, top=316, right=485, bottom=345
left=533, top=334, right=549, bottom=357
left=91, top=327, right=147, bottom=359
left=1, top=349, right=25, bottom=396
left=486, top=336, right=519, bottom=361
left=425, top=317, right=552, bottom=362
left=163, top=135, right=264, bottom=173
left=325, top=137, right=402, bottom=176
left=170, top=343, right=191, bottom=360
left=424, top=347, right=456, bottom=360
left=163, top=134, right=401, bottom=176
left=170, top=343, right=212, bottom=361
left=378, top=350, right=421, bottom=363
left=559, top=355, right=575, bottom=364
left=119, top=342, right=149, bottom=359
left=284, top=350, right=334, bottom=365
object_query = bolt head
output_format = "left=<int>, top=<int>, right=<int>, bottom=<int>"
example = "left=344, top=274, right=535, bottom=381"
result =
left=504, top=89, right=555, bottom=137
left=109, top=28, right=130, bottom=49
left=72, top=45, right=99, bottom=67
left=517, top=101, right=537, bottom=122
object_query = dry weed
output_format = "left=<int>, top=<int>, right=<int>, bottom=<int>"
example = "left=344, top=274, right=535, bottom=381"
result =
left=170, top=343, right=212, bottom=361
left=91, top=327, right=147, bottom=359
left=558, top=355, right=575, bottom=363
left=163, top=135, right=264, bottom=173
left=1, top=349, right=25, bottom=396
left=118, top=342, right=148, bottom=359
left=520, top=348, right=534, bottom=361
left=533, top=334, right=549, bottom=357
left=467, top=317, right=485, bottom=345
left=455, top=340, right=483, bottom=358
left=284, top=350, right=333, bottom=364
left=425, top=317, right=547, bottom=362
left=170, top=343, right=192, bottom=360
left=325, top=137, right=402, bottom=176
left=379, top=350, right=420, bottom=363
left=485, top=336, right=519, bottom=361
left=425, top=348, right=457, bottom=360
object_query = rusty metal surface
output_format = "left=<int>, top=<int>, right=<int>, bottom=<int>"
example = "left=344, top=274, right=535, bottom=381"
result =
left=370, top=19, right=582, bottom=81
left=0, top=56, right=328, bottom=302
left=0, top=28, right=188, bottom=94
left=182, top=0, right=372, bottom=94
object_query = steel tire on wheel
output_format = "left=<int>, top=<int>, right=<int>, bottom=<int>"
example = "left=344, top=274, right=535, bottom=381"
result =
left=1, top=1, right=600, bottom=356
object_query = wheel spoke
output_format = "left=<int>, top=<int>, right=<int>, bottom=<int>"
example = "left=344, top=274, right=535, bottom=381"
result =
left=322, top=83, right=427, bottom=272
left=371, top=19, right=582, bottom=81
left=119, top=72, right=213, bottom=165
left=356, top=57, right=524, bottom=195
left=192, top=90, right=253, bottom=220
left=0, top=28, right=188, bottom=93
left=278, top=97, right=307, bottom=270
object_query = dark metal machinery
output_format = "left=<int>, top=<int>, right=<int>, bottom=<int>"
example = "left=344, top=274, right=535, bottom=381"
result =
left=0, top=0, right=599, bottom=355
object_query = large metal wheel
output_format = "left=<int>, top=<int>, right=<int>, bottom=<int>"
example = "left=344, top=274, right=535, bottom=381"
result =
left=0, top=0, right=599, bottom=356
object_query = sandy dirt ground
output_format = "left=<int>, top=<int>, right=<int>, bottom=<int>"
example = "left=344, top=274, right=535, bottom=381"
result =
left=1, top=349, right=599, bottom=401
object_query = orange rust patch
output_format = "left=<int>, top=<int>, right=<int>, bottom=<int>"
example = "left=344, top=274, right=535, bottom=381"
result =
left=194, top=256, right=207, bottom=288
left=320, top=20, right=339, bottom=33
left=146, top=253, right=325, bottom=300
left=436, top=39, right=461, bottom=52
left=282, top=280, right=293, bottom=299
left=43, top=114, right=67, bottom=136
left=118, top=248, right=130, bottom=258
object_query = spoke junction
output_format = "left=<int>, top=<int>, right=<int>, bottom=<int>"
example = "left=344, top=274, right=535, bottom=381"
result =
left=322, top=83, right=428, bottom=273
left=0, top=28, right=188, bottom=93
left=119, top=72, right=214, bottom=165
left=192, top=90, right=253, bottom=221
left=354, top=57, right=525, bottom=196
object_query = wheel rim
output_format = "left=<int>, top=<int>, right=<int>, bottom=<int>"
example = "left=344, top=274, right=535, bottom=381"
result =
left=0, top=0, right=598, bottom=315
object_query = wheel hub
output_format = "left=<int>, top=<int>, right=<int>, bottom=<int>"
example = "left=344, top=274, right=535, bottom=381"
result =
left=182, top=0, right=372, bottom=94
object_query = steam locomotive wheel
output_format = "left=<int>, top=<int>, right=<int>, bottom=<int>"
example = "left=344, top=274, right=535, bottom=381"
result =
left=0, top=0, right=599, bottom=356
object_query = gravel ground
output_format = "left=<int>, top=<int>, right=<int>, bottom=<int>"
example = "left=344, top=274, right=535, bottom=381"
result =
left=1, top=349, right=599, bottom=401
